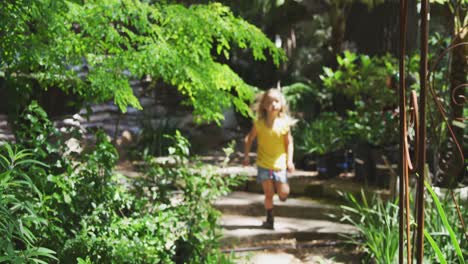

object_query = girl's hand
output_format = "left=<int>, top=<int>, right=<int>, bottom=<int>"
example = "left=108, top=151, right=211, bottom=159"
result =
left=287, top=161, right=295, bottom=173
left=243, top=156, right=250, bottom=166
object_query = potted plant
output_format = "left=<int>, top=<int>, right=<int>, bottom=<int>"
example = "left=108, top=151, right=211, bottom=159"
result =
left=295, top=112, right=348, bottom=178
left=320, top=51, right=400, bottom=186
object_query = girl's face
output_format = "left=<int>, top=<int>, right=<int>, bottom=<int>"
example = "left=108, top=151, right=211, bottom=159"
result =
left=263, top=93, right=282, bottom=114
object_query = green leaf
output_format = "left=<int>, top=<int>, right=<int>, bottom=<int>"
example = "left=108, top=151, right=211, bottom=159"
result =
left=424, top=180, right=465, bottom=264
left=424, top=229, right=448, bottom=264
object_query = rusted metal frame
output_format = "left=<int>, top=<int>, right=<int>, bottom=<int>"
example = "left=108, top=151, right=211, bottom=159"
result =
left=427, top=42, right=468, bottom=168
left=415, top=0, right=429, bottom=262
left=408, top=91, right=419, bottom=173
left=398, top=0, right=411, bottom=263
left=451, top=189, right=468, bottom=243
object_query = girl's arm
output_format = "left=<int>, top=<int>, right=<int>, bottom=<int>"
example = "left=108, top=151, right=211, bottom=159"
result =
left=243, top=126, right=257, bottom=166
left=284, top=131, right=295, bottom=172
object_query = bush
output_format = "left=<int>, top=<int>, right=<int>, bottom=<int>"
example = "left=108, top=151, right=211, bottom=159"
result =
left=6, top=102, right=242, bottom=263
left=295, top=112, right=348, bottom=156
left=320, top=52, right=399, bottom=146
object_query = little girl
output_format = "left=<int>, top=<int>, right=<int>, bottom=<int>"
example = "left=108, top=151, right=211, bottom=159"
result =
left=243, top=88, right=295, bottom=229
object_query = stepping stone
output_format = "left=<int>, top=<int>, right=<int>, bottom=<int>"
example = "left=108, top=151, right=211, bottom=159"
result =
left=214, top=192, right=341, bottom=220
left=220, top=214, right=357, bottom=249
left=233, top=251, right=303, bottom=264
left=219, top=165, right=391, bottom=201
left=218, top=166, right=323, bottom=195
left=232, top=247, right=360, bottom=264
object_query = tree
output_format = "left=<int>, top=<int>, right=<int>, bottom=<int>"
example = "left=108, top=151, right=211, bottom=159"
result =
left=325, top=0, right=385, bottom=56
left=0, top=0, right=285, bottom=123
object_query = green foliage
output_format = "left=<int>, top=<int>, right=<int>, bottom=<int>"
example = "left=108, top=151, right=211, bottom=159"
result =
left=320, top=51, right=399, bottom=146
left=340, top=191, right=399, bottom=264
left=0, top=144, right=57, bottom=264
left=14, top=101, right=56, bottom=152
left=1, top=0, right=285, bottom=123
left=66, top=131, right=243, bottom=263
left=295, top=112, right=347, bottom=155
left=340, top=186, right=468, bottom=263
left=424, top=181, right=467, bottom=263
left=133, top=118, right=180, bottom=158
left=5, top=101, right=242, bottom=263
left=282, top=82, right=332, bottom=117
left=13, top=100, right=81, bottom=180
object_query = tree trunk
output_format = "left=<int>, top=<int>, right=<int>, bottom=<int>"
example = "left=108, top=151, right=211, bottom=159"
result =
left=345, top=0, right=418, bottom=56
left=330, top=6, right=346, bottom=56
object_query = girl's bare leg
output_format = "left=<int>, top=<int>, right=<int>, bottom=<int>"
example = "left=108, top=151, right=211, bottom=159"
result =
left=261, top=179, right=275, bottom=229
left=262, top=180, right=275, bottom=209
left=274, top=181, right=290, bottom=201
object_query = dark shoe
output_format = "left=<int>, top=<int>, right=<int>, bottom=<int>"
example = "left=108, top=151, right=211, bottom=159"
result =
left=279, top=196, right=287, bottom=202
left=261, top=220, right=274, bottom=230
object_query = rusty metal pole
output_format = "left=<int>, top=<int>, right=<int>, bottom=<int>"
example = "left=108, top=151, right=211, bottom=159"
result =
left=398, top=0, right=409, bottom=263
left=416, top=0, right=429, bottom=262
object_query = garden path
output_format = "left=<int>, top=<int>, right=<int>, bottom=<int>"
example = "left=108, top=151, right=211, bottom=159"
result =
left=115, top=153, right=392, bottom=263
left=210, top=153, right=391, bottom=264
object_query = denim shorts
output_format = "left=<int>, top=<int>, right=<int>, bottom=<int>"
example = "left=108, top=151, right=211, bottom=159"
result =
left=257, top=166, right=288, bottom=183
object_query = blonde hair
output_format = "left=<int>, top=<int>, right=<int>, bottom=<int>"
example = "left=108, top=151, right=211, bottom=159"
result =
left=255, top=88, right=296, bottom=126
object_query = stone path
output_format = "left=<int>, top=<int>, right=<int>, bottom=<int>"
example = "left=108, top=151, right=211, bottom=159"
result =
left=215, top=165, right=366, bottom=264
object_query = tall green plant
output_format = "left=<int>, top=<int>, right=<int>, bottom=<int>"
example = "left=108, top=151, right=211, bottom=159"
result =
left=424, top=181, right=466, bottom=264
left=340, top=186, right=468, bottom=263
left=0, top=144, right=56, bottom=263
left=340, top=191, right=400, bottom=264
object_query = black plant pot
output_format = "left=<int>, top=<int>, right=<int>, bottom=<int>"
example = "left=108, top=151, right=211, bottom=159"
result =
left=329, top=149, right=346, bottom=178
left=316, top=150, right=348, bottom=179
left=370, top=145, right=398, bottom=188
left=353, top=143, right=372, bottom=185
left=300, top=153, right=317, bottom=171
left=316, top=154, right=329, bottom=178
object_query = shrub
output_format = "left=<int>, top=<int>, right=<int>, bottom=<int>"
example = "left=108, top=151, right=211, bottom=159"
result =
left=320, top=52, right=399, bottom=146
left=8, top=102, right=242, bottom=263
left=0, top=144, right=57, bottom=263
left=295, top=112, right=348, bottom=156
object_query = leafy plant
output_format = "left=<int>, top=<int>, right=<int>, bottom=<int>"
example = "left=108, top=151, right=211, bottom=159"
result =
left=131, top=131, right=244, bottom=263
left=13, top=100, right=80, bottom=179
left=320, top=51, right=399, bottom=146
left=1, top=1, right=285, bottom=123
left=295, top=112, right=347, bottom=156
left=0, top=144, right=57, bottom=264
left=50, top=130, right=243, bottom=263
left=133, top=118, right=181, bottom=158
left=281, top=82, right=332, bottom=120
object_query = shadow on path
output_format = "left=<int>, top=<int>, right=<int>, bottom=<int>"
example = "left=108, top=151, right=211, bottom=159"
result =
left=222, top=224, right=269, bottom=230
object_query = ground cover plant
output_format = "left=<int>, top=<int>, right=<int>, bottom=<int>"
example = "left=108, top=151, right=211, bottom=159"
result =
left=0, top=103, right=243, bottom=263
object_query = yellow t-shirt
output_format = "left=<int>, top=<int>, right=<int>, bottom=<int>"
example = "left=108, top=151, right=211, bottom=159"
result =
left=255, top=117, right=290, bottom=170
